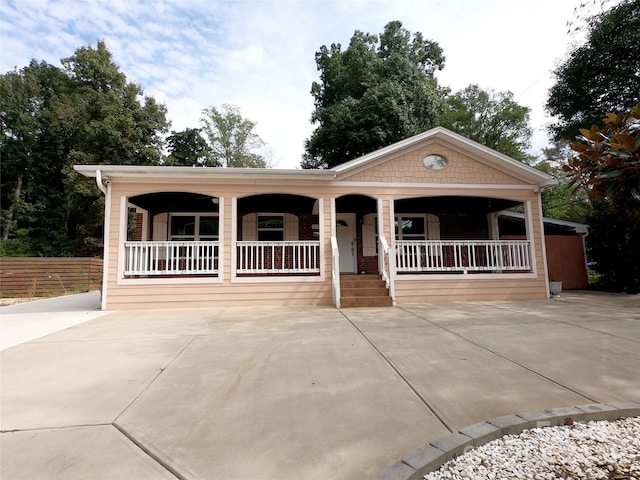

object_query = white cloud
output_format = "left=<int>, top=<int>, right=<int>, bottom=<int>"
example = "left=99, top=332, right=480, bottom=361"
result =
left=1, top=0, right=585, bottom=167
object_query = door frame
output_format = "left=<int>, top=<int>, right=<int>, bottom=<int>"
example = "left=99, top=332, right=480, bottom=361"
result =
left=336, top=213, right=357, bottom=273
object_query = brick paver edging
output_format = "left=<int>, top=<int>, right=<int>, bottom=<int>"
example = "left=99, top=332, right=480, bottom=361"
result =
left=376, top=401, right=640, bottom=480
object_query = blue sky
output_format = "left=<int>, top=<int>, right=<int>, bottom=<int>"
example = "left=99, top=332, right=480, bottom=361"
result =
left=1, top=0, right=588, bottom=168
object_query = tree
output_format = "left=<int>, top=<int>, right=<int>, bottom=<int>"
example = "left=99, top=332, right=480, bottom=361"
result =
left=1, top=60, right=77, bottom=255
left=0, top=41, right=169, bottom=257
left=565, top=105, right=640, bottom=293
left=535, top=141, right=592, bottom=223
left=200, top=104, right=266, bottom=168
left=566, top=104, right=640, bottom=215
left=441, top=84, right=533, bottom=162
left=585, top=201, right=640, bottom=293
left=546, top=0, right=640, bottom=141
left=62, top=40, right=169, bottom=166
left=164, top=128, right=211, bottom=166
left=302, top=20, right=447, bottom=169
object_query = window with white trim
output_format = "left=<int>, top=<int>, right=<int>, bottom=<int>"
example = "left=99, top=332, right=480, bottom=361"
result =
left=395, top=215, right=427, bottom=240
left=169, top=214, right=219, bottom=241
left=257, top=214, right=284, bottom=241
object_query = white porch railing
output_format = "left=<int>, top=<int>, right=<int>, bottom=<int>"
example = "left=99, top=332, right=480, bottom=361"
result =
left=396, top=240, right=532, bottom=273
left=124, top=241, right=219, bottom=276
left=331, top=237, right=340, bottom=308
left=236, top=241, right=321, bottom=274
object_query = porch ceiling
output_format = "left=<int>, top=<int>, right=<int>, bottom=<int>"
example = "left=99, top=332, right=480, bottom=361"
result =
left=237, top=194, right=316, bottom=215
left=395, top=196, right=520, bottom=215
left=129, top=192, right=219, bottom=214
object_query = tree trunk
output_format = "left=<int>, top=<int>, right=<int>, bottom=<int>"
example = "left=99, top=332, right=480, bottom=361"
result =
left=3, top=175, right=23, bottom=240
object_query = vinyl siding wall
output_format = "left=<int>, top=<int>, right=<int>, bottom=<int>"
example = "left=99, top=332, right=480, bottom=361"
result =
left=100, top=140, right=550, bottom=309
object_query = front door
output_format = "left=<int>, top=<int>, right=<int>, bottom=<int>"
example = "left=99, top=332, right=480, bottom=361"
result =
left=336, top=213, right=357, bottom=273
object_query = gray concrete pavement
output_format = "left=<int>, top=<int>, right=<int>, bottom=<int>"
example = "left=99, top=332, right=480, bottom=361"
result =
left=0, top=291, right=109, bottom=351
left=1, top=291, right=639, bottom=479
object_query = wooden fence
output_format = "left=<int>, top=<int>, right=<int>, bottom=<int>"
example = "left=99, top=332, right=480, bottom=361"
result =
left=0, top=257, right=103, bottom=297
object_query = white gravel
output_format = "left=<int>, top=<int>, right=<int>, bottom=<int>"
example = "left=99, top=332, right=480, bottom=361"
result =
left=423, top=417, right=640, bottom=480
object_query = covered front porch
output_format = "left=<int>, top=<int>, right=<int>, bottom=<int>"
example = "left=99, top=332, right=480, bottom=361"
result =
left=120, top=190, right=537, bottom=304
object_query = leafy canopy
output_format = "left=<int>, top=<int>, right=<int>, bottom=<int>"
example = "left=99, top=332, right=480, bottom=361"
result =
left=164, top=128, right=211, bottom=166
left=200, top=104, right=266, bottom=168
left=546, top=0, right=640, bottom=141
left=1, top=40, right=168, bottom=257
left=303, top=21, right=447, bottom=169
left=441, top=84, right=533, bottom=162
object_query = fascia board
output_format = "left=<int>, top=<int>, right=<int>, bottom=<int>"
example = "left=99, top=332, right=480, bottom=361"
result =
left=73, top=165, right=336, bottom=182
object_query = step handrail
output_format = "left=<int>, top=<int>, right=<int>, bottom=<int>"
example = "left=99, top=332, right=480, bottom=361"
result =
left=379, top=236, right=396, bottom=305
left=331, top=236, right=340, bottom=308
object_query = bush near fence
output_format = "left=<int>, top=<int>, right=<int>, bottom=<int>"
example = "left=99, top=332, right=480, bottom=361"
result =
left=0, top=258, right=103, bottom=297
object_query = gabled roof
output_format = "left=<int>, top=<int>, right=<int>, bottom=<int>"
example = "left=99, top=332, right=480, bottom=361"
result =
left=74, top=127, right=557, bottom=188
left=333, top=126, right=557, bottom=187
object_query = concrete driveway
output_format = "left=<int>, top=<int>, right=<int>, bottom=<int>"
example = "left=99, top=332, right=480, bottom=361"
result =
left=1, top=291, right=639, bottom=479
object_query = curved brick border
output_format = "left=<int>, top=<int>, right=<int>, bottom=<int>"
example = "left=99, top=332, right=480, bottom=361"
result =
left=377, top=401, right=640, bottom=480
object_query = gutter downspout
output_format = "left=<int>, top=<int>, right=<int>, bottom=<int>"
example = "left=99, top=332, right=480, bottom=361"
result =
left=95, top=169, right=108, bottom=195
left=95, top=169, right=109, bottom=310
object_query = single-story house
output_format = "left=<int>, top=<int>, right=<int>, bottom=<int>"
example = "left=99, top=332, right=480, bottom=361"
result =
left=75, top=127, right=558, bottom=310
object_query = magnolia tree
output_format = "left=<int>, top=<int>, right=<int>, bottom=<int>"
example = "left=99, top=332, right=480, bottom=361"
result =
left=566, top=104, right=640, bottom=215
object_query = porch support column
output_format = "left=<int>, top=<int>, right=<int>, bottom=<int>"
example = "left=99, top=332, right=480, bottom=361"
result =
left=100, top=182, right=112, bottom=310
left=117, top=195, right=128, bottom=283
left=524, top=198, right=550, bottom=297
left=487, top=212, right=500, bottom=240
left=218, top=196, right=226, bottom=282
left=330, top=197, right=337, bottom=239
left=377, top=197, right=396, bottom=305
left=230, top=196, right=237, bottom=282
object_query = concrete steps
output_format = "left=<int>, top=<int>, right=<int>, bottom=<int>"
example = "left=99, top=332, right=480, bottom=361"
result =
left=340, top=274, right=392, bottom=308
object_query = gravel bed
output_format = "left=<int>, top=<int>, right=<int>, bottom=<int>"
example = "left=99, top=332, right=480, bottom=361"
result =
left=423, top=417, right=640, bottom=480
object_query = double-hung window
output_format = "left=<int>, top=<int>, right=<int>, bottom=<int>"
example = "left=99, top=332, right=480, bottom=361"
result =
left=257, top=214, right=284, bottom=241
left=395, top=215, right=427, bottom=241
left=170, top=214, right=219, bottom=241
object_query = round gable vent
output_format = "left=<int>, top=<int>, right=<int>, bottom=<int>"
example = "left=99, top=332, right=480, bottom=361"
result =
left=423, top=154, right=448, bottom=170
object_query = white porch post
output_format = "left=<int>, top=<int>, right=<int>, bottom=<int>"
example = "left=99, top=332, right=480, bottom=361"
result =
left=377, top=198, right=385, bottom=275
left=117, top=195, right=127, bottom=283
left=318, top=197, right=325, bottom=280
left=218, top=197, right=225, bottom=281
left=100, top=183, right=112, bottom=310
left=330, top=197, right=337, bottom=239
left=529, top=196, right=551, bottom=298
left=488, top=212, right=500, bottom=240
left=231, top=196, right=237, bottom=282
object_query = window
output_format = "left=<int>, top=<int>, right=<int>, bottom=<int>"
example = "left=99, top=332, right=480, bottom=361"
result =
left=257, top=214, right=284, bottom=241
left=395, top=215, right=427, bottom=240
left=169, top=214, right=219, bottom=241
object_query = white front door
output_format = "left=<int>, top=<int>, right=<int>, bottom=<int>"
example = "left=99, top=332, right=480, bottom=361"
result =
left=336, top=213, right=357, bottom=273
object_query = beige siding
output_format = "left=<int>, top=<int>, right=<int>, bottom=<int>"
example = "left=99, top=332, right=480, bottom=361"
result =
left=395, top=277, right=546, bottom=303
left=341, top=143, right=527, bottom=185
left=101, top=160, right=549, bottom=309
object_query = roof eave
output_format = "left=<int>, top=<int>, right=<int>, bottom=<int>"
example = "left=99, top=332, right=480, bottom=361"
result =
left=73, top=165, right=336, bottom=181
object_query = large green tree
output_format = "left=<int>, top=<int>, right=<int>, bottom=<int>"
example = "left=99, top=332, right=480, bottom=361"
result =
left=302, top=21, right=447, bottom=169
left=1, top=41, right=169, bottom=257
left=441, top=84, right=533, bottom=161
left=200, top=104, right=266, bottom=168
left=164, top=128, right=211, bottom=166
left=546, top=0, right=640, bottom=141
